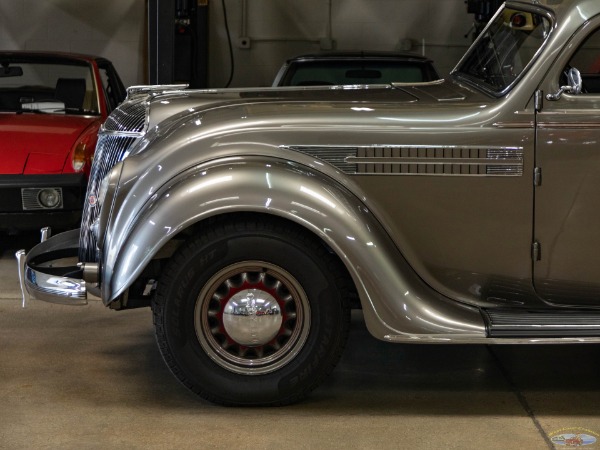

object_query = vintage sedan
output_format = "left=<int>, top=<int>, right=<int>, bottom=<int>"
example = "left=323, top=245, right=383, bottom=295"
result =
left=272, top=51, right=440, bottom=86
left=17, top=0, right=600, bottom=406
left=0, top=51, right=126, bottom=232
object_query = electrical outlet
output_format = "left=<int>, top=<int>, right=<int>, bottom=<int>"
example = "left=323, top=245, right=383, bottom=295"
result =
left=237, top=37, right=251, bottom=49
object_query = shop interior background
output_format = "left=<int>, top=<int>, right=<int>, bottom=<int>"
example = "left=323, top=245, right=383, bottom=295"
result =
left=0, top=0, right=475, bottom=89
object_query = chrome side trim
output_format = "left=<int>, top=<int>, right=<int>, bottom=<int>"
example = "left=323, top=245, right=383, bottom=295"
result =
left=283, top=145, right=524, bottom=176
left=391, top=79, right=445, bottom=87
left=537, top=122, right=600, bottom=129
left=383, top=335, right=600, bottom=344
left=493, top=121, right=535, bottom=129
left=344, top=157, right=522, bottom=166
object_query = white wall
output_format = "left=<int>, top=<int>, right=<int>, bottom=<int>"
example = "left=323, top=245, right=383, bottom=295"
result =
left=208, top=0, right=473, bottom=88
left=0, top=0, right=474, bottom=89
left=0, top=0, right=145, bottom=88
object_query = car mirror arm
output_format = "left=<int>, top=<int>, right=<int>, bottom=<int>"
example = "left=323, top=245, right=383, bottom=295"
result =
left=546, top=67, right=583, bottom=101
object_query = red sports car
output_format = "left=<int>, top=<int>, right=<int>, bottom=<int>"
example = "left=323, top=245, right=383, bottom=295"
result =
left=0, top=51, right=126, bottom=232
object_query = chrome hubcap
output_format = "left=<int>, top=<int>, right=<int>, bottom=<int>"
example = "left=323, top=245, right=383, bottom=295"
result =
left=194, top=261, right=310, bottom=375
left=222, top=289, right=282, bottom=346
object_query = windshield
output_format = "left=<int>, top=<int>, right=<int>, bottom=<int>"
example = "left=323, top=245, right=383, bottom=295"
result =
left=454, top=6, right=552, bottom=95
left=0, top=60, right=100, bottom=115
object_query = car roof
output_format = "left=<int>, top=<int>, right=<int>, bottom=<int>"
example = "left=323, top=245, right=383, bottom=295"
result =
left=0, top=51, right=101, bottom=65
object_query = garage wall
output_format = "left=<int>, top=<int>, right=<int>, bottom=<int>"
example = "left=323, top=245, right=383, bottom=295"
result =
left=208, top=0, right=473, bottom=88
left=0, top=0, right=474, bottom=89
left=0, top=0, right=145, bottom=88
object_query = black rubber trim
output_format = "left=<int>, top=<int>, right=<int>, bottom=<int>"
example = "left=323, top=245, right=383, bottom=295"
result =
left=26, top=228, right=83, bottom=279
left=0, top=173, right=86, bottom=188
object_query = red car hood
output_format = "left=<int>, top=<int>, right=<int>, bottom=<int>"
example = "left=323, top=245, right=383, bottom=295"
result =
left=0, top=113, right=101, bottom=174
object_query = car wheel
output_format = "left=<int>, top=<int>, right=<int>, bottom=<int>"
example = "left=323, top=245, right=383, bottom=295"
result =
left=152, top=217, right=351, bottom=406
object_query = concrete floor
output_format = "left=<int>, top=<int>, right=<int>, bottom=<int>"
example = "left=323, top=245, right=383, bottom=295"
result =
left=2, top=235, right=600, bottom=449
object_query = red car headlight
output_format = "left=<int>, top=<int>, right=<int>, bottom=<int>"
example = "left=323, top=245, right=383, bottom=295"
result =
left=72, top=142, right=88, bottom=172
left=68, top=123, right=99, bottom=174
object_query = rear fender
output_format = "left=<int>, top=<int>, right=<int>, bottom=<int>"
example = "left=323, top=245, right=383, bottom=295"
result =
left=104, top=156, right=485, bottom=340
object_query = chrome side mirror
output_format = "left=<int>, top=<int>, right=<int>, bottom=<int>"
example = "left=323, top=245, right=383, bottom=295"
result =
left=547, top=67, right=583, bottom=100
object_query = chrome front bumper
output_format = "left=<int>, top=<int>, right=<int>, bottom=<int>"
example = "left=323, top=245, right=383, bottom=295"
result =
left=16, top=228, right=88, bottom=306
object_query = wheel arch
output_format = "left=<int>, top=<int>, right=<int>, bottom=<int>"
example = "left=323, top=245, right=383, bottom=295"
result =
left=104, top=156, right=370, bottom=304
left=103, top=156, right=486, bottom=340
left=155, top=210, right=359, bottom=303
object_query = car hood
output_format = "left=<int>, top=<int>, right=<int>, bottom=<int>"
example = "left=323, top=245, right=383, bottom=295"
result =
left=141, top=80, right=487, bottom=130
left=0, top=113, right=100, bottom=174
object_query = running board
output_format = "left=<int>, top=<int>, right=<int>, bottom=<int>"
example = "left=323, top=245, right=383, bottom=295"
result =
left=483, top=309, right=600, bottom=337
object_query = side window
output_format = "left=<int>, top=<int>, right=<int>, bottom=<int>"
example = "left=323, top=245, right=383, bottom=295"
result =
left=568, top=27, right=600, bottom=94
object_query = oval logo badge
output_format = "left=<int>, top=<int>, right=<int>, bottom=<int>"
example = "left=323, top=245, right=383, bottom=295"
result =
left=550, top=428, right=599, bottom=447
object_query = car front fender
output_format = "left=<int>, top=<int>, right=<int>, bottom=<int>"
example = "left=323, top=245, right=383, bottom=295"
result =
left=103, top=156, right=486, bottom=340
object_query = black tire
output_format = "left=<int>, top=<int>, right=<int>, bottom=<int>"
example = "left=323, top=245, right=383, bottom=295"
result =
left=152, top=216, right=351, bottom=406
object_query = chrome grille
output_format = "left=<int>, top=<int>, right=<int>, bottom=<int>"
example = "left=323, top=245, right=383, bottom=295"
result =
left=103, top=97, right=147, bottom=133
left=79, top=133, right=140, bottom=262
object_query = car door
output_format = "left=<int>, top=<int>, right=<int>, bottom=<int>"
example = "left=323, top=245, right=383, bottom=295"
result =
left=535, top=19, right=600, bottom=306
